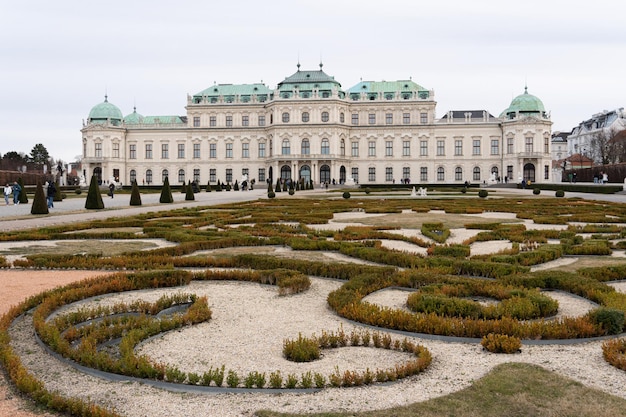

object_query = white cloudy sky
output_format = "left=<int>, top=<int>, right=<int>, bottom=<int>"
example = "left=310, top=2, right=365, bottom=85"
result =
left=1, top=0, right=624, bottom=163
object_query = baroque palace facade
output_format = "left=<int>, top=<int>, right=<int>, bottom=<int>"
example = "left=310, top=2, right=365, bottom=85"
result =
left=81, top=64, right=552, bottom=187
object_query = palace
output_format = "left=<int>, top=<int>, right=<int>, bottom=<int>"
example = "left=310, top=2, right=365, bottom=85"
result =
left=81, top=64, right=552, bottom=187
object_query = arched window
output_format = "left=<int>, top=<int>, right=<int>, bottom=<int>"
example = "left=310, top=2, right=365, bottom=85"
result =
left=146, top=169, right=153, bottom=184
left=340, top=139, right=345, bottom=156
left=162, top=169, right=169, bottom=183
left=455, top=167, right=463, bottom=181
left=437, top=167, right=445, bottom=181
left=340, top=112, right=345, bottom=123
left=302, top=112, right=309, bottom=122
left=129, top=169, right=136, bottom=184
left=178, top=169, right=185, bottom=184
left=321, top=139, right=330, bottom=155
left=280, top=165, right=292, bottom=180
left=321, top=112, right=329, bottom=122
left=282, top=112, right=290, bottom=123
left=301, top=139, right=310, bottom=155
left=282, top=139, right=291, bottom=155
left=473, top=167, right=481, bottom=181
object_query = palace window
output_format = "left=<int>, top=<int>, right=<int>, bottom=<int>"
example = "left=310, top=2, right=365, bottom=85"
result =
left=473, top=167, right=481, bottom=181
left=368, top=113, right=376, bottom=124
left=258, top=115, right=265, bottom=126
left=226, top=116, right=233, bottom=127
left=321, top=139, right=330, bottom=155
left=301, top=139, right=310, bottom=155
left=368, top=141, right=376, bottom=157
left=130, top=170, right=136, bottom=184
left=226, top=169, right=232, bottom=183
left=437, top=167, right=445, bottom=181
left=420, top=140, right=428, bottom=156
left=455, top=140, right=463, bottom=156
left=282, top=112, right=290, bottom=123
left=385, top=167, right=393, bottom=182
left=491, top=139, right=499, bottom=155
left=242, top=115, right=249, bottom=126
left=368, top=167, right=376, bottom=182
left=258, top=142, right=266, bottom=158
left=420, top=112, right=428, bottom=124
left=351, top=141, right=359, bottom=157
left=472, top=140, right=481, bottom=155
left=507, top=138, right=514, bottom=154
left=145, top=144, right=152, bottom=159
left=455, top=167, right=463, bottom=181
left=386, top=113, right=393, bottom=124
left=129, top=144, right=136, bottom=159
left=321, top=111, right=329, bottom=122
left=162, top=169, right=168, bottom=182
left=525, top=137, right=534, bottom=153
left=193, top=116, right=200, bottom=127
left=403, top=167, right=410, bottom=181
left=340, top=112, right=345, bottom=123
left=258, top=168, right=266, bottom=182
left=351, top=167, right=358, bottom=183
left=437, top=140, right=445, bottom=156
left=209, top=169, right=216, bottom=183
left=282, top=139, right=290, bottom=155
left=385, top=141, right=393, bottom=157
left=242, top=143, right=249, bottom=158
left=302, top=112, right=309, bottom=123
left=351, top=113, right=359, bottom=125
left=420, top=167, right=428, bottom=182
left=226, top=143, right=233, bottom=158
left=113, top=143, right=119, bottom=158
left=210, top=116, right=216, bottom=127
left=193, top=169, right=200, bottom=183
left=178, top=144, right=185, bottom=159
left=340, top=139, right=345, bottom=156
left=402, top=141, right=410, bottom=156
left=162, top=144, right=169, bottom=159
left=193, top=143, right=200, bottom=159
left=403, top=113, right=410, bottom=124
left=145, top=169, right=152, bottom=184
left=95, top=143, right=102, bottom=158
left=178, top=169, right=185, bottom=183
left=210, top=143, right=216, bottom=159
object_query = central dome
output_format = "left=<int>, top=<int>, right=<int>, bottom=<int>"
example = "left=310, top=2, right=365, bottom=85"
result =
left=500, top=87, right=546, bottom=119
left=88, top=96, right=123, bottom=124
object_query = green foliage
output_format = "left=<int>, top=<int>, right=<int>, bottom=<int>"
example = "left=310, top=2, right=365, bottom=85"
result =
left=159, top=176, right=174, bottom=203
left=288, top=189, right=295, bottom=195
left=129, top=180, right=142, bottom=206
left=421, top=222, right=450, bottom=243
left=283, top=333, right=320, bottom=362
left=588, top=308, right=625, bottom=335
left=478, top=189, right=488, bottom=198
left=17, top=177, right=28, bottom=204
left=556, top=189, right=565, bottom=197
left=185, top=181, right=195, bottom=201
left=268, top=191, right=276, bottom=199
left=343, top=191, right=351, bottom=199
left=226, top=370, right=240, bottom=388
left=85, top=175, right=104, bottom=209
left=533, top=188, right=541, bottom=195
left=30, top=181, right=48, bottom=215
left=275, top=179, right=281, bottom=193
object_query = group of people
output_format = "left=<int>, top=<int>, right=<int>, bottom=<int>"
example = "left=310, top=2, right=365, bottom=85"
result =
left=3, top=182, right=21, bottom=205
left=3, top=180, right=57, bottom=207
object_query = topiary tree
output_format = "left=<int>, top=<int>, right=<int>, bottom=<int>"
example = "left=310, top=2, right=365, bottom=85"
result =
left=343, top=191, right=351, bottom=199
left=275, top=179, right=281, bottom=193
left=206, top=180, right=211, bottom=192
left=216, top=180, right=222, bottom=192
left=129, top=180, right=142, bottom=206
left=30, top=181, right=48, bottom=215
left=85, top=175, right=104, bottom=209
left=185, top=181, right=195, bottom=201
left=478, top=189, right=488, bottom=198
left=268, top=191, right=276, bottom=199
left=159, top=176, right=174, bottom=203
left=53, top=179, right=63, bottom=201
left=233, top=180, right=239, bottom=191
left=18, top=177, right=28, bottom=204
left=282, top=180, right=287, bottom=192
left=555, top=189, right=565, bottom=197
left=267, top=181, right=273, bottom=192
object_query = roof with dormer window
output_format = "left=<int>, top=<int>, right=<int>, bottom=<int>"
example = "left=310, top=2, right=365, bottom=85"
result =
left=194, top=83, right=272, bottom=99
left=277, top=63, right=342, bottom=92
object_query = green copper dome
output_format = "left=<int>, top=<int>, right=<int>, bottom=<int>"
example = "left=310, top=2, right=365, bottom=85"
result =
left=123, top=107, right=144, bottom=124
left=88, top=95, right=123, bottom=124
left=500, top=87, right=546, bottom=118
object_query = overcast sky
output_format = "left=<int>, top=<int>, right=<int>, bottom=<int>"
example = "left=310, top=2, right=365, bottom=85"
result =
left=1, top=0, right=624, bottom=163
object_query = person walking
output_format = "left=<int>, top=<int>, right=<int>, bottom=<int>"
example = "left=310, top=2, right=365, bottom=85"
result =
left=12, top=181, right=21, bottom=205
left=3, top=183, right=11, bottom=205
left=108, top=182, right=115, bottom=198
left=47, top=181, right=56, bottom=208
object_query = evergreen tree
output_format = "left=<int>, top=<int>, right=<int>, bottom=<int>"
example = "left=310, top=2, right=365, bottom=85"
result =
left=129, top=180, right=142, bottom=206
left=30, top=181, right=48, bottom=215
left=282, top=180, right=287, bottom=192
left=85, top=175, right=104, bottom=209
left=216, top=179, right=222, bottom=191
left=233, top=180, right=239, bottom=191
left=185, top=180, right=195, bottom=201
left=53, top=179, right=63, bottom=201
left=206, top=180, right=211, bottom=192
left=267, top=181, right=273, bottom=192
left=275, top=178, right=281, bottom=193
left=159, top=176, right=174, bottom=203
left=18, top=177, right=28, bottom=204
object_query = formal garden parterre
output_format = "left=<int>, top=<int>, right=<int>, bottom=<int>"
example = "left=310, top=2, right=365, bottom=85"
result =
left=4, top=196, right=626, bottom=415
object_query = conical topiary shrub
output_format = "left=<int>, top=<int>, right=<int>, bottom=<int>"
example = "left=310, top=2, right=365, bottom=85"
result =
left=85, top=175, right=104, bottom=209
left=267, top=181, right=273, bottom=192
left=53, top=179, right=63, bottom=201
left=216, top=180, right=222, bottom=192
left=129, top=180, right=142, bottom=206
left=18, top=177, right=28, bottom=204
left=206, top=180, right=211, bottom=192
left=159, top=176, right=173, bottom=203
left=185, top=181, right=195, bottom=201
left=233, top=180, right=239, bottom=191
left=275, top=179, right=281, bottom=193
left=30, top=181, right=48, bottom=215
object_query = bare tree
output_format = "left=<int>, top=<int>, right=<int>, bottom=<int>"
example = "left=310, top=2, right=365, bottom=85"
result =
left=588, top=127, right=620, bottom=165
